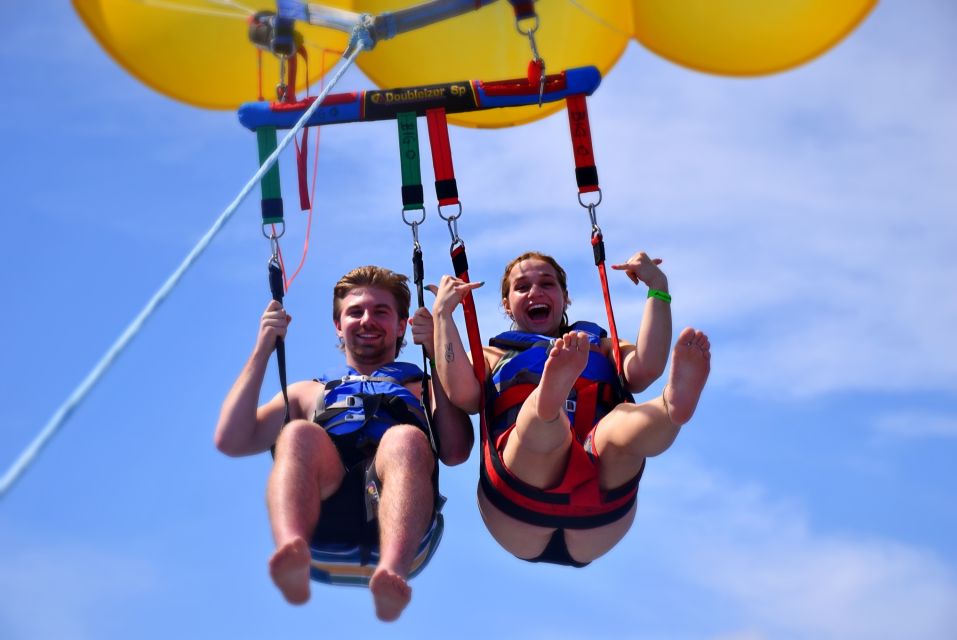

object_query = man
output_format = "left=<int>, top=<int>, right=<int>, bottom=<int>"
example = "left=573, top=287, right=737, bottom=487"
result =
left=215, top=265, right=472, bottom=622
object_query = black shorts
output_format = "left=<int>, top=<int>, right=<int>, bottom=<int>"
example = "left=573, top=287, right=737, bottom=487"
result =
left=310, top=458, right=381, bottom=550
left=525, top=528, right=590, bottom=568
left=310, top=453, right=441, bottom=551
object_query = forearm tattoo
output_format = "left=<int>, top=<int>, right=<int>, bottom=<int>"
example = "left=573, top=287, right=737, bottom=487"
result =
left=445, top=343, right=454, bottom=363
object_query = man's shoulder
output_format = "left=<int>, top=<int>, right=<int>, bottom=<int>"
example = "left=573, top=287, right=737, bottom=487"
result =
left=287, top=379, right=323, bottom=398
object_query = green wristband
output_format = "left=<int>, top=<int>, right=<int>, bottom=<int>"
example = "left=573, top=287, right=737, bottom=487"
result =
left=648, top=289, right=672, bottom=303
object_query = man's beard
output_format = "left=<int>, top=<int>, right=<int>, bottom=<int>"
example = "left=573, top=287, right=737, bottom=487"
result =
left=347, top=337, right=392, bottom=365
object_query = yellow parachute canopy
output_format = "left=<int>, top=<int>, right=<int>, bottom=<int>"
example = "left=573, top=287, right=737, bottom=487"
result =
left=353, top=0, right=631, bottom=128
left=630, top=0, right=877, bottom=76
left=72, top=1, right=877, bottom=118
left=72, top=0, right=352, bottom=110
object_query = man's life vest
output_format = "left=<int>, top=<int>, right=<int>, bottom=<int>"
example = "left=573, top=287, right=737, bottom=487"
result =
left=313, top=361, right=429, bottom=469
left=481, top=321, right=643, bottom=529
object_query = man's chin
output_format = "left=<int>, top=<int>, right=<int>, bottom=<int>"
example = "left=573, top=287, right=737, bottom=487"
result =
left=348, top=344, right=391, bottom=364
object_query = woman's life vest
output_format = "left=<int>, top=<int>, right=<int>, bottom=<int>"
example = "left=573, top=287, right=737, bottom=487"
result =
left=481, top=321, right=642, bottom=529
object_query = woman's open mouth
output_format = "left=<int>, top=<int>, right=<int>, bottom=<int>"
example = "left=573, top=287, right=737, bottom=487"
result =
left=527, top=304, right=551, bottom=322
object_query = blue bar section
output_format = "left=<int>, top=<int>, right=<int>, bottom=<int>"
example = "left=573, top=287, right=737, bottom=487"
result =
left=237, top=66, right=602, bottom=131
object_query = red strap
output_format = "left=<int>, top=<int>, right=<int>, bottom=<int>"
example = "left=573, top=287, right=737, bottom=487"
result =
left=294, top=128, right=310, bottom=210
left=425, top=108, right=459, bottom=207
left=491, top=383, right=536, bottom=418
left=450, top=245, right=486, bottom=389
left=594, top=254, right=624, bottom=379
left=566, top=94, right=599, bottom=194
left=571, top=379, right=598, bottom=442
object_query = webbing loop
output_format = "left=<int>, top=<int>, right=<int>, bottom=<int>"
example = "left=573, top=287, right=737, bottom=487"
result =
left=395, top=110, right=438, bottom=454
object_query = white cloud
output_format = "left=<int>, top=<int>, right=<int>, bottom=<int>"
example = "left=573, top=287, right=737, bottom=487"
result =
left=873, top=410, right=957, bottom=440
left=0, top=539, right=158, bottom=640
left=627, top=456, right=957, bottom=640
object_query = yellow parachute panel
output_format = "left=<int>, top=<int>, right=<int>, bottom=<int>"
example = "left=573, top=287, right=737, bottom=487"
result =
left=631, top=0, right=876, bottom=76
left=72, top=0, right=353, bottom=110
left=353, top=0, right=632, bottom=128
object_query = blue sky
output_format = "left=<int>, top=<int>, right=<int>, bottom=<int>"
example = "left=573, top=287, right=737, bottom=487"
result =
left=2, top=1, right=956, bottom=638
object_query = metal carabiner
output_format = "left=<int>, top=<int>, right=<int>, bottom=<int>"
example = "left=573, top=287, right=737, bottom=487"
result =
left=446, top=216, right=461, bottom=246
left=515, top=14, right=546, bottom=106
left=437, top=201, right=463, bottom=245
left=276, top=54, right=288, bottom=101
left=410, top=221, right=421, bottom=248
left=586, top=203, right=602, bottom=237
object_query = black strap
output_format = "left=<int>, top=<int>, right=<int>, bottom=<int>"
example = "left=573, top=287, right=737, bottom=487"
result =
left=268, top=256, right=290, bottom=426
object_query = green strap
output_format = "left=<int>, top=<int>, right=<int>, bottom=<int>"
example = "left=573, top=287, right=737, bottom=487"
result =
left=397, top=112, right=425, bottom=211
left=256, top=127, right=284, bottom=224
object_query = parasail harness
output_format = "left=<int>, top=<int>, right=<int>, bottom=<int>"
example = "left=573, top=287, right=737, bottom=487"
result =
left=247, top=0, right=628, bottom=583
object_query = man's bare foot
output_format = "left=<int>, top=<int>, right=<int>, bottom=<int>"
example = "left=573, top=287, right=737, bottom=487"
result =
left=369, top=568, right=412, bottom=622
left=535, top=331, right=590, bottom=421
left=269, top=537, right=311, bottom=605
left=664, top=327, right=711, bottom=426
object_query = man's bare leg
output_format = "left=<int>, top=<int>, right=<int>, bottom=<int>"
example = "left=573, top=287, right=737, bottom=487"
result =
left=266, top=420, right=344, bottom=605
left=369, top=425, right=435, bottom=622
left=594, top=327, right=711, bottom=490
left=502, top=331, right=590, bottom=488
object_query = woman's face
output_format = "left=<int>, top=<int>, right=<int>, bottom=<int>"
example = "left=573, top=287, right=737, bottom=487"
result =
left=503, top=258, right=568, bottom=336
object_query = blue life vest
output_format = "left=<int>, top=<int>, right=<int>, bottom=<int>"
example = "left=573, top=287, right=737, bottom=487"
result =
left=313, top=362, right=428, bottom=468
left=479, top=321, right=641, bottom=531
left=486, top=321, right=631, bottom=443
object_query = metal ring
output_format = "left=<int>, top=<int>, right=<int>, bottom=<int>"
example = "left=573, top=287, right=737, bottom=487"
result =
left=437, top=201, right=462, bottom=222
left=402, top=206, right=426, bottom=227
left=515, top=15, right=539, bottom=36
left=577, top=188, right=603, bottom=210
left=262, top=221, right=286, bottom=240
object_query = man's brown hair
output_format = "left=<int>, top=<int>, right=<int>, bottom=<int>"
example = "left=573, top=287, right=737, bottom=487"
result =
left=332, top=265, right=411, bottom=357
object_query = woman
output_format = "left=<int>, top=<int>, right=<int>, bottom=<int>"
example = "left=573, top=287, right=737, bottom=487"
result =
left=429, top=250, right=711, bottom=567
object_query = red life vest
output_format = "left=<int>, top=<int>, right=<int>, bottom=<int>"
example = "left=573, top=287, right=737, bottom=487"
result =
left=480, top=321, right=643, bottom=529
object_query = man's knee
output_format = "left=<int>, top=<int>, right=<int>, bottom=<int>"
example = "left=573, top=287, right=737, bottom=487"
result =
left=276, top=419, right=327, bottom=451
left=376, top=425, right=434, bottom=475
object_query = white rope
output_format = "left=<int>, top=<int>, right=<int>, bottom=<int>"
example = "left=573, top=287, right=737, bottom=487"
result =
left=0, top=40, right=366, bottom=499
left=136, top=0, right=251, bottom=20
left=567, top=0, right=632, bottom=38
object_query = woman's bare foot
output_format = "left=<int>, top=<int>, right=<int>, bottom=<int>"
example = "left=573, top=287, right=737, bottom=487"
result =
left=268, top=537, right=311, bottom=605
left=535, top=331, right=590, bottom=421
left=369, top=567, right=412, bottom=622
left=664, top=328, right=711, bottom=426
